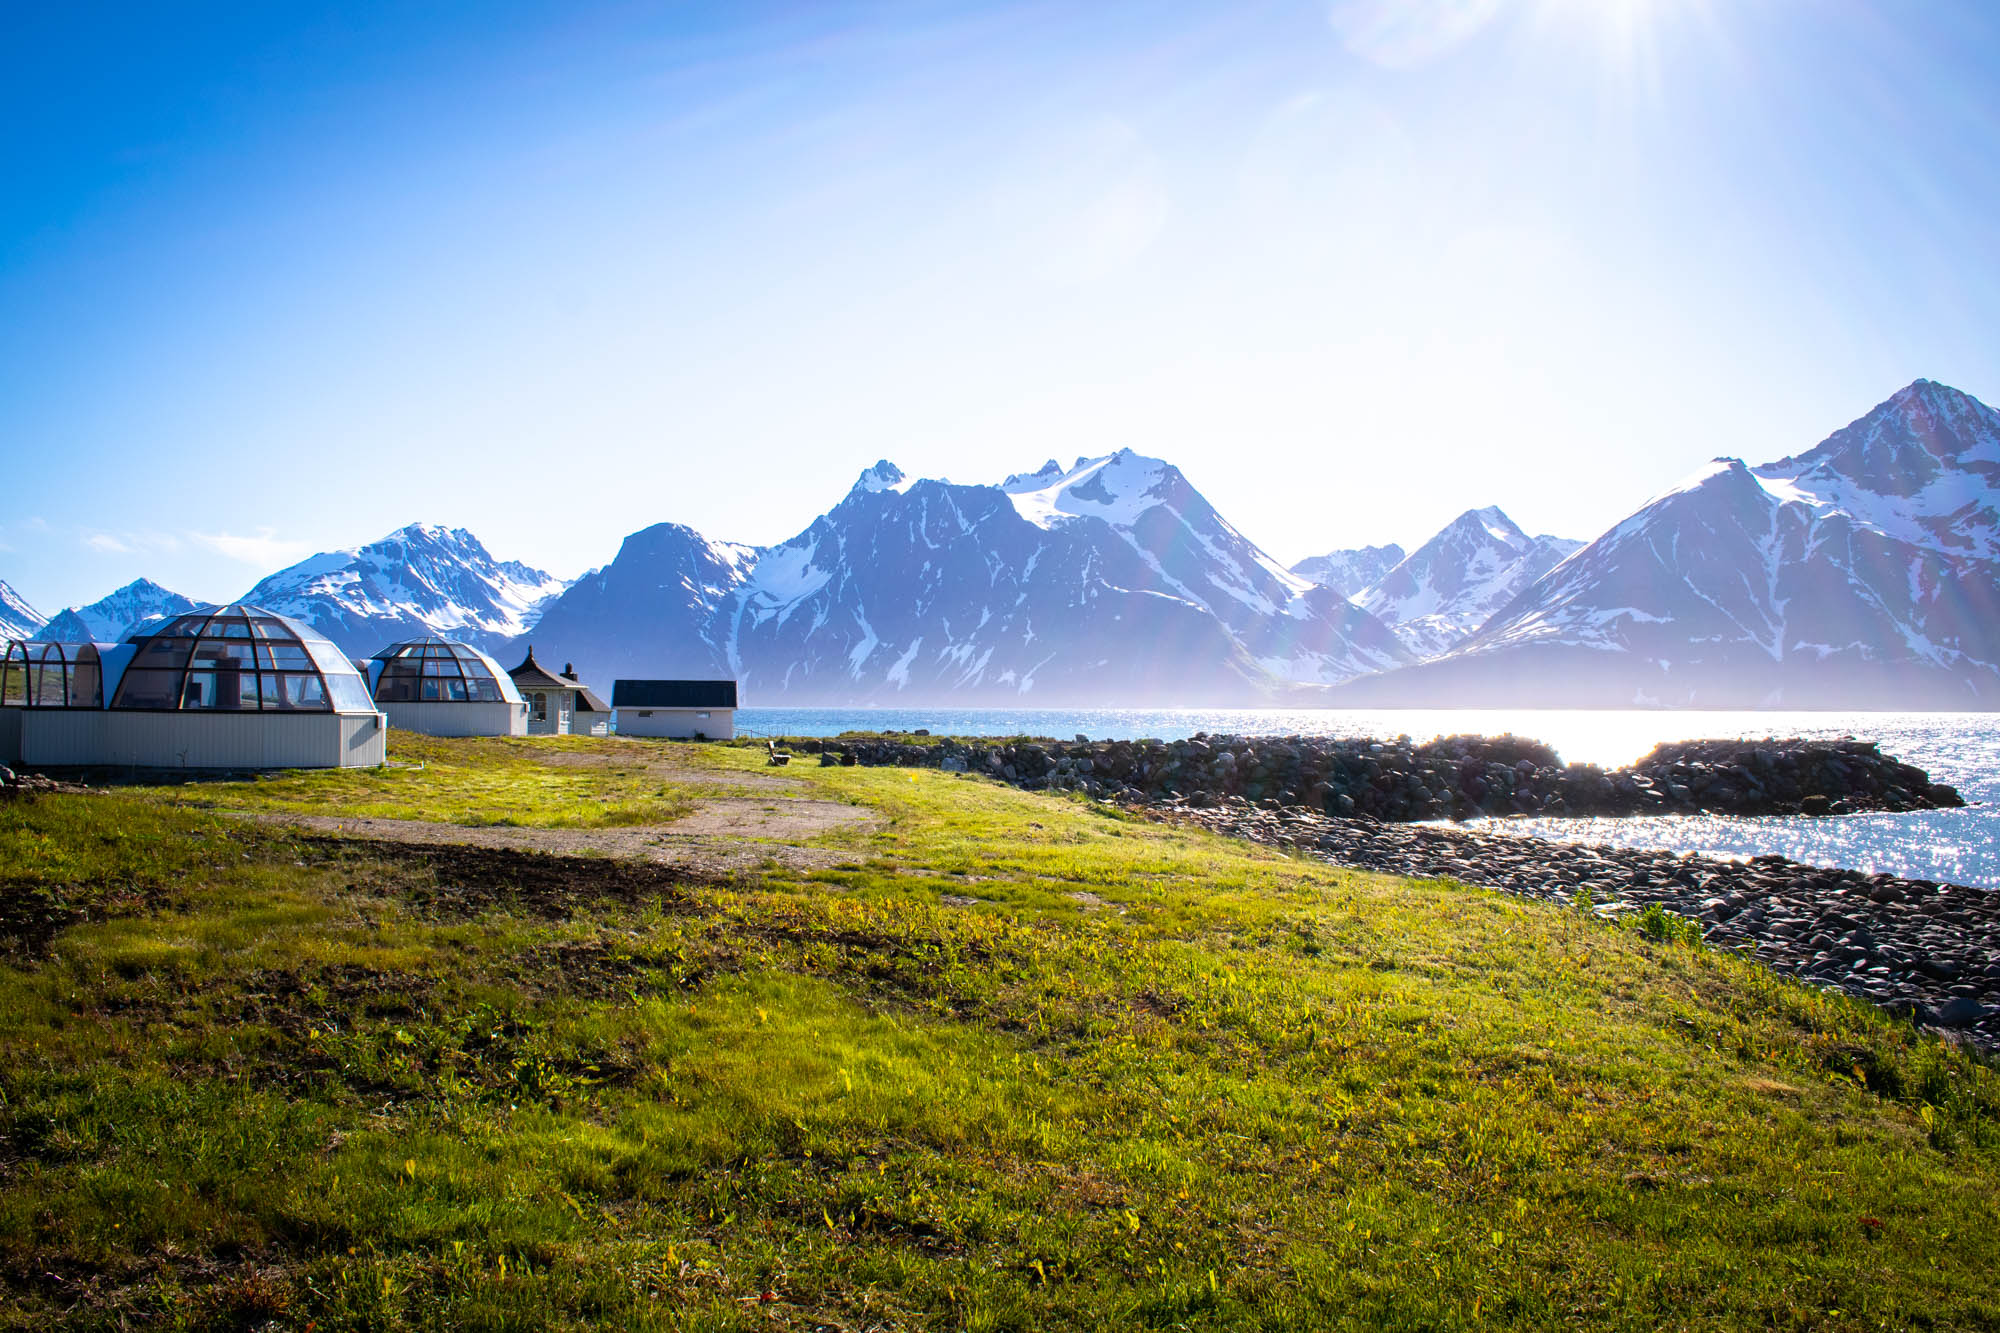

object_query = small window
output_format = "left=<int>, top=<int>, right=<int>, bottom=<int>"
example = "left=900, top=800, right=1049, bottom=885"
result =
left=696, top=711, right=710, bottom=719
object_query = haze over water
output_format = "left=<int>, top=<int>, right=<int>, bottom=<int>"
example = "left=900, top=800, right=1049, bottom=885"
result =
left=737, top=708, right=2000, bottom=891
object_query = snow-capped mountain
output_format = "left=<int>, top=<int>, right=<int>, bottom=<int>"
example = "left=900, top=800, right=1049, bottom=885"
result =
left=0, top=580, right=44, bottom=641
left=39, top=578, right=196, bottom=643
left=527, top=453, right=1410, bottom=703
left=1354, top=508, right=1583, bottom=659
left=242, top=523, right=569, bottom=657
left=996, top=452, right=1411, bottom=686
left=1338, top=380, right=2000, bottom=707
left=505, top=523, right=759, bottom=682
left=1290, top=543, right=1405, bottom=597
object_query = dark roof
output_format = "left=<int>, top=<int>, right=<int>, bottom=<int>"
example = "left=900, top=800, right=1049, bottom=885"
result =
left=612, top=679, right=739, bottom=709
left=574, top=686, right=610, bottom=713
left=509, top=646, right=579, bottom=691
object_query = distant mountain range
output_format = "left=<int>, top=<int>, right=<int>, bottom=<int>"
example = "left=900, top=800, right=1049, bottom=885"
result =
left=40, top=579, right=196, bottom=644
left=6, top=379, right=1997, bottom=708
left=1334, top=380, right=2000, bottom=707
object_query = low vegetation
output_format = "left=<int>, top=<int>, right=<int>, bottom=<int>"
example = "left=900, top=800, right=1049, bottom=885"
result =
left=140, top=733, right=699, bottom=828
left=0, top=737, right=1996, bottom=1329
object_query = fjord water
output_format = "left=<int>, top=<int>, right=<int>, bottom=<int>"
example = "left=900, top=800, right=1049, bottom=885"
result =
left=736, top=708, right=2000, bottom=889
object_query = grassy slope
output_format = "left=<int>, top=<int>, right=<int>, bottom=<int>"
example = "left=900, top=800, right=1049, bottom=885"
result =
left=0, top=738, right=1996, bottom=1330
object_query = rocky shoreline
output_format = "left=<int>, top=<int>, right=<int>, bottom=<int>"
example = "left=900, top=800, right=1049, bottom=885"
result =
left=768, top=731, right=1995, bottom=1052
left=796, top=732, right=1965, bottom=820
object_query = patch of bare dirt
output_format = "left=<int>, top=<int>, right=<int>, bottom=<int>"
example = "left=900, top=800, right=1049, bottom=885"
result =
left=517, top=743, right=805, bottom=793
left=256, top=796, right=876, bottom=874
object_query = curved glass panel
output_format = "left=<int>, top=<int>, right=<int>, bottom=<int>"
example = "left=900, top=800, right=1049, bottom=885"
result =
left=368, top=637, right=521, bottom=705
left=0, top=641, right=104, bottom=708
left=109, top=603, right=377, bottom=713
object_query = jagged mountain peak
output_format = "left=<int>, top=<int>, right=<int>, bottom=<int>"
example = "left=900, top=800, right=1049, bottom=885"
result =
left=1439, top=505, right=1531, bottom=550
left=850, top=460, right=909, bottom=496
left=1355, top=506, right=1583, bottom=660
left=998, top=449, right=1200, bottom=531
left=1747, top=379, right=2000, bottom=559
left=1760, top=380, right=1999, bottom=479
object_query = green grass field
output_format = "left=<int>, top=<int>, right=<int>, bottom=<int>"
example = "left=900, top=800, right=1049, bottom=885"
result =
left=1, top=736, right=1996, bottom=1330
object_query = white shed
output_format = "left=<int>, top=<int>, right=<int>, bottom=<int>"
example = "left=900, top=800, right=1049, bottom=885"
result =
left=611, top=679, right=738, bottom=739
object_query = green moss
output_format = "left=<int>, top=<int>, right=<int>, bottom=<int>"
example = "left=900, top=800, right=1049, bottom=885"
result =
left=0, top=742, right=1997, bottom=1329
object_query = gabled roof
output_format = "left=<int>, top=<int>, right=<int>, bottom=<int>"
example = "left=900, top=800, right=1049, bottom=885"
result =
left=612, top=679, right=739, bottom=709
left=574, top=686, right=610, bottom=713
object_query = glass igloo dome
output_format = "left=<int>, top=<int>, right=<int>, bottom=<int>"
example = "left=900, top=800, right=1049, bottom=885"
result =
left=367, top=638, right=523, bottom=705
left=109, top=604, right=377, bottom=713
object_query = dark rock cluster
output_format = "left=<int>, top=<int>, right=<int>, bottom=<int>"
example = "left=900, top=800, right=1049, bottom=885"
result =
left=1159, top=800, right=2000, bottom=1053
left=789, top=732, right=1963, bottom=820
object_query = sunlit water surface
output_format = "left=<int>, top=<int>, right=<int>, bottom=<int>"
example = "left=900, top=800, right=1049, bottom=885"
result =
left=735, top=707, right=2000, bottom=889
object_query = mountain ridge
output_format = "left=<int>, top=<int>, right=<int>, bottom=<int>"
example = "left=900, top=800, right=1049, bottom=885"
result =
left=1337, top=380, right=2000, bottom=707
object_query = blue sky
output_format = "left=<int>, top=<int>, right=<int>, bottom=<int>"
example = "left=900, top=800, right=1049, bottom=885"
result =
left=3, top=0, right=1996, bottom=613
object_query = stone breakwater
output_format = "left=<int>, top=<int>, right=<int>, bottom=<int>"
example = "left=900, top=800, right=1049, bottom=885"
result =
left=1159, top=801, right=2000, bottom=1053
left=790, top=732, right=1965, bottom=821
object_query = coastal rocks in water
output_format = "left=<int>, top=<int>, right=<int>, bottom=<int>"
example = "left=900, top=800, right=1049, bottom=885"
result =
left=770, top=732, right=1964, bottom=823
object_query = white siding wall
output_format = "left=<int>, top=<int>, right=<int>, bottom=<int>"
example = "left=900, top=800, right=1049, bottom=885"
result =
left=523, top=690, right=572, bottom=735
left=615, top=707, right=735, bottom=740
left=384, top=700, right=528, bottom=737
left=19, top=711, right=385, bottom=769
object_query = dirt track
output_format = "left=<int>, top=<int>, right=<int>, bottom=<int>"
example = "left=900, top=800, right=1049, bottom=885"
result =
left=256, top=794, right=875, bottom=873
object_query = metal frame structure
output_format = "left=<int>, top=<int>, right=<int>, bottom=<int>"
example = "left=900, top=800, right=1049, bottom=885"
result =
left=0, top=640, right=103, bottom=708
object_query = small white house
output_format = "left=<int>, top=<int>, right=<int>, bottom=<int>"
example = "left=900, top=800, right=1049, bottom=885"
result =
left=508, top=648, right=610, bottom=736
left=612, top=679, right=738, bottom=739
